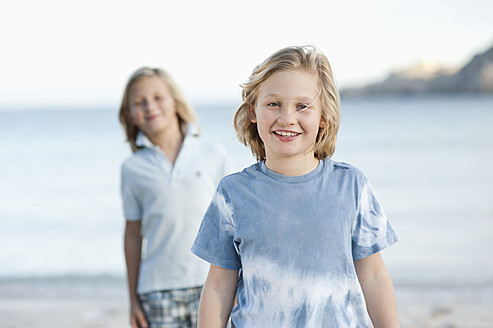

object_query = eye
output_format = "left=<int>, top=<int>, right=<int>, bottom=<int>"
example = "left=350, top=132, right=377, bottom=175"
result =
left=267, top=102, right=280, bottom=108
left=296, top=104, right=309, bottom=112
left=133, top=100, right=144, bottom=107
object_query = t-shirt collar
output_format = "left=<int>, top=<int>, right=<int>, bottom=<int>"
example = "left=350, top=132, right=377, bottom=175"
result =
left=258, top=158, right=328, bottom=183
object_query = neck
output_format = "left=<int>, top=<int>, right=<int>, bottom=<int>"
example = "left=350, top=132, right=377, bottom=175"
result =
left=148, top=122, right=184, bottom=165
left=265, top=154, right=319, bottom=176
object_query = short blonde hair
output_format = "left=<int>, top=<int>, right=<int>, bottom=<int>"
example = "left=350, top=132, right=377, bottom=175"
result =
left=119, top=67, right=197, bottom=152
left=233, top=45, right=340, bottom=161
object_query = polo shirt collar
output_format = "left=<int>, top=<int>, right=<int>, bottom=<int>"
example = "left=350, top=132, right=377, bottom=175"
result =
left=135, top=123, right=198, bottom=149
left=136, top=131, right=154, bottom=149
left=185, top=123, right=199, bottom=137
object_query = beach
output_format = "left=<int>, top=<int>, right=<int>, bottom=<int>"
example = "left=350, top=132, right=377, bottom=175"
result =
left=1, top=277, right=493, bottom=328
left=0, top=277, right=128, bottom=328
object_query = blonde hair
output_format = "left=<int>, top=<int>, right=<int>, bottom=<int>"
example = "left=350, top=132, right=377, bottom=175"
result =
left=233, top=45, right=340, bottom=161
left=119, top=67, right=197, bottom=152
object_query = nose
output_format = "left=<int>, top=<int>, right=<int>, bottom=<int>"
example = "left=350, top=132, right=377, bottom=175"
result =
left=143, top=99, right=157, bottom=112
left=277, top=106, right=297, bottom=125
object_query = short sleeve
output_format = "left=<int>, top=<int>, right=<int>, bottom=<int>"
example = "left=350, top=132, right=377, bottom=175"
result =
left=351, top=176, right=398, bottom=260
left=121, top=164, right=142, bottom=221
left=191, top=183, right=241, bottom=270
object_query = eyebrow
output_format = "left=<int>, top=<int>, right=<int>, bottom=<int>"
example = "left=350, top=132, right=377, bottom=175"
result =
left=261, top=93, right=315, bottom=102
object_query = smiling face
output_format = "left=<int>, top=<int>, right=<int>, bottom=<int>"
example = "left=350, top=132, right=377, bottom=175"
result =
left=127, top=76, right=180, bottom=140
left=252, top=69, right=325, bottom=174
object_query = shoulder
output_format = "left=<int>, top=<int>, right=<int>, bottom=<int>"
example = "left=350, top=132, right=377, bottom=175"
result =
left=326, top=159, right=369, bottom=183
left=218, top=163, right=260, bottom=187
left=121, top=148, right=152, bottom=173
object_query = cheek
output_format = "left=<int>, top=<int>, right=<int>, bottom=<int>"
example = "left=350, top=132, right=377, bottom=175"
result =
left=256, top=121, right=269, bottom=140
left=256, top=120, right=274, bottom=145
left=256, top=109, right=276, bottom=125
left=128, top=109, right=140, bottom=124
left=255, top=111, right=274, bottom=135
left=165, top=99, right=178, bottom=113
left=305, top=117, right=324, bottom=137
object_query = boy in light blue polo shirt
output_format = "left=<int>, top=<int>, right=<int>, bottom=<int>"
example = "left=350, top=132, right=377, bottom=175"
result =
left=192, top=46, right=399, bottom=327
left=119, top=67, right=231, bottom=328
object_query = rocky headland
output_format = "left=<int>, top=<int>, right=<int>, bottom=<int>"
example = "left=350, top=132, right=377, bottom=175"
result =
left=341, top=43, right=493, bottom=96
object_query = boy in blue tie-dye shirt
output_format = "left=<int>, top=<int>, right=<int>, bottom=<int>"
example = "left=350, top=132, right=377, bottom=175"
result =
left=192, top=46, right=399, bottom=327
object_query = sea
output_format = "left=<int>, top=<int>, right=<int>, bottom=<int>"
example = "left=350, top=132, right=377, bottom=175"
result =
left=1, top=95, right=492, bottom=293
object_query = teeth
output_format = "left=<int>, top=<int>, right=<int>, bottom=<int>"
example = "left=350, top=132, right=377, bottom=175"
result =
left=275, top=131, right=299, bottom=137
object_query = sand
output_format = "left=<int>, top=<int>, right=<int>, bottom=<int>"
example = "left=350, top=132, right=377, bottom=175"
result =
left=395, top=285, right=493, bottom=328
left=1, top=278, right=492, bottom=328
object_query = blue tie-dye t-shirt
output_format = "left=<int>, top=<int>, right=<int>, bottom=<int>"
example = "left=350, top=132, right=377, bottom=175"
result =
left=192, top=159, right=398, bottom=327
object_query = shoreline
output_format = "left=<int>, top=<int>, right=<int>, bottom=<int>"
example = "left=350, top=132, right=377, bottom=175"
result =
left=1, top=278, right=492, bottom=328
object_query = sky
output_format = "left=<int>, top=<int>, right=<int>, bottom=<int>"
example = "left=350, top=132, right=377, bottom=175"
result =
left=0, top=0, right=492, bottom=109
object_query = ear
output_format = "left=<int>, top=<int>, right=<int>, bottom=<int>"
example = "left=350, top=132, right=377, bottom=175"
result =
left=248, top=107, right=257, bottom=123
left=319, top=118, right=327, bottom=128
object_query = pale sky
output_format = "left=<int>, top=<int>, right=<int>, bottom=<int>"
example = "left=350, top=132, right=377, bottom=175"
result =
left=0, top=0, right=492, bottom=109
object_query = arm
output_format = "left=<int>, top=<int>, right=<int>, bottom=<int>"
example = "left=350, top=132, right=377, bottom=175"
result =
left=354, top=252, right=399, bottom=328
left=124, top=220, right=148, bottom=328
left=198, top=264, right=238, bottom=328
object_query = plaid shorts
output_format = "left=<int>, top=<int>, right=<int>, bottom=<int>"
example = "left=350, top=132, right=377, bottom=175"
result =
left=139, top=286, right=202, bottom=328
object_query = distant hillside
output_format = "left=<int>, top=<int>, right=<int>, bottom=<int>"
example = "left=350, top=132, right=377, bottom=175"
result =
left=341, top=43, right=493, bottom=96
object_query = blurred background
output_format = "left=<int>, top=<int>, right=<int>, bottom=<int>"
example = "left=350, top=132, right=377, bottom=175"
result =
left=1, top=0, right=492, bottom=327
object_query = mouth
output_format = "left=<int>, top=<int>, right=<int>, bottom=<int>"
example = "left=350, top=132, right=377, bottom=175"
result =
left=274, top=130, right=300, bottom=137
left=146, top=114, right=159, bottom=121
left=273, top=130, right=301, bottom=140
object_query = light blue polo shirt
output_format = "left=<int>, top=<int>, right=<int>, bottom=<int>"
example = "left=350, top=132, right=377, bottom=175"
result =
left=121, top=125, right=231, bottom=294
left=192, top=159, right=398, bottom=327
